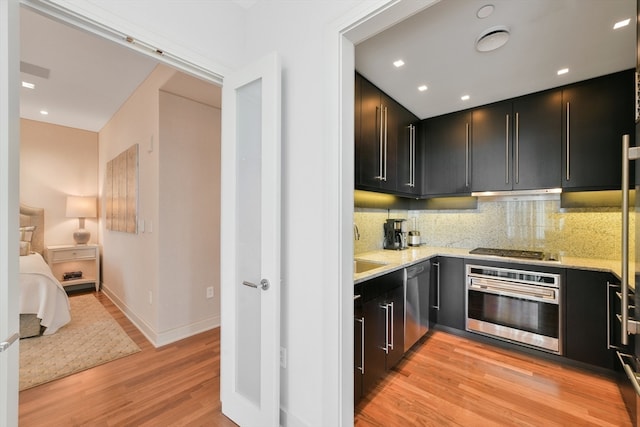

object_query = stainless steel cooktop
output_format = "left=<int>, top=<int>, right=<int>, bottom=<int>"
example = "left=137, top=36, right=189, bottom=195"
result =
left=469, top=247, right=546, bottom=260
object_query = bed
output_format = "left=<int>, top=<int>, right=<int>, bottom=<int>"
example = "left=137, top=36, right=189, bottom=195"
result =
left=19, top=203, right=71, bottom=337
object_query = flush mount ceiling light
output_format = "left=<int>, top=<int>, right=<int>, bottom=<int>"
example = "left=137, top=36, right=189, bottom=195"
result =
left=475, top=25, right=510, bottom=52
left=557, top=68, right=569, bottom=76
left=418, top=85, right=428, bottom=92
left=461, top=95, right=470, bottom=101
left=393, top=59, right=405, bottom=68
left=476, top=4, right=495, bottom=19
left=21, top=81, right=35, bottom=89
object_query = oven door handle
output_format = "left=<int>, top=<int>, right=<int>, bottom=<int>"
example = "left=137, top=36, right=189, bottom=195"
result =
left=469, top=279, right=557, bottom=302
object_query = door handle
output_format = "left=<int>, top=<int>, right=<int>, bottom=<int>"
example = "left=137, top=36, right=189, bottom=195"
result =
left=242, top=279, right=270, bottom=291
left=0, top=332, right=19, bottom=353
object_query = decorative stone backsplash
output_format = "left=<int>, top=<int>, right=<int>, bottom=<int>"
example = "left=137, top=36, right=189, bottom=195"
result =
left=354, top=199, right=634, bottom=261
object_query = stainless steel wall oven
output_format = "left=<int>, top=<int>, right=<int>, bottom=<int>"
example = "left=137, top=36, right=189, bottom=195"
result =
left=466, top=264, right=562, bottom=354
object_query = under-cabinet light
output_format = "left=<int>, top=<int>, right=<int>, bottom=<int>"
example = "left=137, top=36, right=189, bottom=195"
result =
left=21, top=81, right=35, bottom=89
left=614, top=19, right=631, bottom=30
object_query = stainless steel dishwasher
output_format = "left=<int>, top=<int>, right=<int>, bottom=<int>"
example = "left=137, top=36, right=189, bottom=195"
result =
left=405, top=261, right=431, bottom=351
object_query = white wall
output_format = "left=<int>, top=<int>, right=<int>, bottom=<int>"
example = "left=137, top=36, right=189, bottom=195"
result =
left=20, top=119, right=98, bottom=246
left=158, top=90, right=221, bottom=337
left=98, top=65, right=168, bottom=339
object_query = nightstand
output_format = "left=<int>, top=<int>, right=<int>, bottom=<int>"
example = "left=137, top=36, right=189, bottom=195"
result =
left=46, top=244, right=100, bottom=292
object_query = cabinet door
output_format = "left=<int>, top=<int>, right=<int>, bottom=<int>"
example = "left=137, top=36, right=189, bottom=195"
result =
left=512, top=90, right=562, bottom=190
left=433, top=257, right=465, bottom=330
left=423, top=111, right=472, bottom=195
left=565, top=269, right=615, bottom=369
left=395, top=105, right=420, bottom=196
left=562, top=69, right=635, bottom=190
left=354, top=296, right=364, bottom=405
left=383, top=284, right=405, bottom=370
left=356, top=74, right=384, bottom=190
left=471, top=101, right=513, bottom=192
left=378, top=92, right=399, bottom=192
left=362, top=295, right=386, bottom=394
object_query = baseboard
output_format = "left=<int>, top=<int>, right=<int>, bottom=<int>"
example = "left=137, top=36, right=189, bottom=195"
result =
left=101, top=285, right=220, bottom=348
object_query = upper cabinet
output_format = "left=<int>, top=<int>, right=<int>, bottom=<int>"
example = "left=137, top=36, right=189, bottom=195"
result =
left=422, top=110, right=472, bottom=196
left=471, top=89, right=562, bottom=193
left=356, top=69, right=635, bottom=198
left=561, top=69, right=635, bottom=191
left=355, top=73, right=420, bottom=196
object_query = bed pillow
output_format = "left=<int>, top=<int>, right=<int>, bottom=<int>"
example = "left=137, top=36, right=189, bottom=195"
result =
left=19, top=225, right=36, bottom=255
left=19, top=241, right=31, bottom=256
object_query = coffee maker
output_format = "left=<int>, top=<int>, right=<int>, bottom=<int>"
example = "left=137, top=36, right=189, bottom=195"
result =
left=384, top=219, right=408, bottom=250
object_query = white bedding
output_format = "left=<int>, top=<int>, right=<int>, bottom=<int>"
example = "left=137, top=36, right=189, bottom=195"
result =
left=19, top=253, right=71, bottom=335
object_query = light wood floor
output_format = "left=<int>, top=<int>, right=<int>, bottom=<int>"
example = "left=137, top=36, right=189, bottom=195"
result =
left=19, top=291, right=237, bottom=426
left=355, top=330, right=632, bottom=427
left=19, top=293, right=633, bottom=426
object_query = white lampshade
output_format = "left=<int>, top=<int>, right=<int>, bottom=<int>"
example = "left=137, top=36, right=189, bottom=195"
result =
left=66, top=196, right=96, bottom=245
left=66, top=196, right=97, bottom=218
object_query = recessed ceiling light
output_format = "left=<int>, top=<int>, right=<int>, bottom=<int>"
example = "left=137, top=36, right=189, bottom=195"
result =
left=461, top=95, right=470, bottom=101
left=21, top=81, right=35, bottom=89
left=477, top=4, right=495, bottom=19
left=393, top=59, right=405, bottom=68
left=418, top=85, right=428, bottom=92
left=40, top=110, right=48, bottom=115
left=557, top=68, right=569, bottom=76
left=614, top=18, right=631, bottom=30
left=475, top=25, right=510, bottom=52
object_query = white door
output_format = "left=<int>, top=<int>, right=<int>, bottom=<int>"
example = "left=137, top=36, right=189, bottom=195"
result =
left=220, top=52, right=281, bottom=426
left=0, top=0, right=20, bottom=426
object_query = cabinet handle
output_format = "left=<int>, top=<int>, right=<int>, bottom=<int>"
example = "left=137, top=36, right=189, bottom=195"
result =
left=406, top=124, right=416, bottom=188
left=383, top=106, right=388, bottom=181
left=376, top=105, right=384, bottom=181
left=388, top=301, right=394, bottom=351
left=566, top=102, right=570, bottom=181
left=355, top=317, right=365, bottom=373
left=465, top=122, right=470, bottom=188
left=505, top=114, right=510, bottom=184
left=608, top=282, right=623, bottom=350
left=413, top=125, right=416, bottom=187
left=432, top=262, right=440, bottom=310
left=380, top=303, right=389, bottom=354
left=515, top=112, right=519, bottom=184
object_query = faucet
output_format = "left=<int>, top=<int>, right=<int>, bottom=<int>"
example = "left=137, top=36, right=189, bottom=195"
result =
left=354, top=223, right=360, bottom=240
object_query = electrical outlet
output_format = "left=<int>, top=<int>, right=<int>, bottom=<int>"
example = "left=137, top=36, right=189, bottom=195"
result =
left=206, top=286, right=214, bottom=299
left=280, top=347, right=287, bottom=368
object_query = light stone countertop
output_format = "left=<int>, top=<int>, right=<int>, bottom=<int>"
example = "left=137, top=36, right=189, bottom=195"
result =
left=354, top=245, right=634, bottom=288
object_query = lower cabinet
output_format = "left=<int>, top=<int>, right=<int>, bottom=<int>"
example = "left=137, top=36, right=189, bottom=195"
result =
left=354, top=269, right=404, bottom=404
left=565, top=269, right=621, bottom=370
left=430, top=257, right=465, bottom=330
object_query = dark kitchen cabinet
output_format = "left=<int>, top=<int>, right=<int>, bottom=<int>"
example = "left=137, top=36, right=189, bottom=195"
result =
left=396, top=107, right=422, bottom=196
left=355, top=73, right=419, bottom=195
left=430, top=257, right=465, bottom=330
left=561, top=69, right=635, bottom=191
left=471, top=89, right=562, bottom=193
left=422, top=110, right=472, bottom=196
left=354, top=283, right=364, bottom=405
left=356, top=269, right=405, bottom=400
left=565, top=269, right=617, bottom=370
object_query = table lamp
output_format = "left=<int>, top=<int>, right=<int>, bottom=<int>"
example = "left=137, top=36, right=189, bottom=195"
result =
left=66, top=196, right=96, bottom=244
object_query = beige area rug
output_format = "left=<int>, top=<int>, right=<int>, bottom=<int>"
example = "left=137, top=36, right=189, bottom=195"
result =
left=19, top=294, right=141, bottom=391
